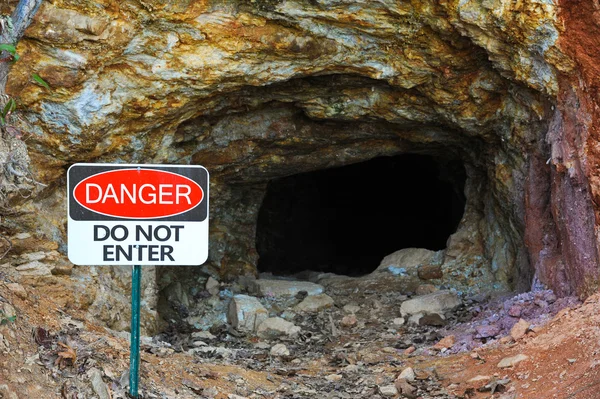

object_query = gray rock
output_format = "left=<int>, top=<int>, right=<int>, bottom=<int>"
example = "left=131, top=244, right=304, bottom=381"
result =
left=293, top=294, right=334, bottom=312
left=497, top=354, right=528, bottom=368
left=376, top=248, right=441, bottom=276
left=257, top=317, right=301, bottom=339
left=253, top=279, right=323, bottom=298
left=400, top=290, right=461, bottom=321
left=205, top=277, right=220, bottom=296
left=15, top=261, right=52, bottom=276
left=270, top=343, right=290, bottom=356
left=379, top=385, right=398, bottom=397
left=89, top=368, right=110, bottom=399
left=228, top=295, right=268, bottom=332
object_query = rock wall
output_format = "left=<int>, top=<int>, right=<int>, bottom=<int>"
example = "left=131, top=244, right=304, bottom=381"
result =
left=2, top=0, right=600, bottom=323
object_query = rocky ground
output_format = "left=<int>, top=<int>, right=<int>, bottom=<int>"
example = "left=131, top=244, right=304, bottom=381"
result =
left=0, top=244, right=597, bottom=399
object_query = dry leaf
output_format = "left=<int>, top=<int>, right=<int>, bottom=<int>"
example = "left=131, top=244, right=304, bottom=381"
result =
left=55, top=342, right=77, bottom=369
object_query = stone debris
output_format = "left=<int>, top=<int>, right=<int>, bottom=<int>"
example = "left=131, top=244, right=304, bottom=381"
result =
left=497, top=354, right=528, bottom=368
left=256, top=317, right=301, bottom=339
left=88, top=368, right=110, bottom=399
left=293, top=293, right=334, bottom=312
left=395, top=378, right=417, bottom=398
left=510, top=319, right=531, bottom=341
left=400, top=290, right=461, bottom=323
left=340, top=314, right=358, bottom=328
left=227, top=295, right=268, bottom=332
left=325, top=374, right=343, bottom=382
left=15, top=261, right=52, bottom=276
left=433, top=335, right=456, bottom=350
left=206, top=277, right=220, bottom=296
left=252, top=279, right=324, bottom=298
left=379, top=384, right=398, bottom=397
left=5, top=283, right=27, bottom=299
left=270, top=343, right=290, bottom=356
left=398, top=367, right=416, bottom=382
left=343, top=304, right=361, bottom=314
left=468, top=375, right=491, bottom=384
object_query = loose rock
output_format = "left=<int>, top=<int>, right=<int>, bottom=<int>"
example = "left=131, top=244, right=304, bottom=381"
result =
left=257, top=317, right=301, bottom=339
left=253, top=279, right=323, bottom=298
left=497, top=354, right=528, bottom=368
left=228, top=295, right=268, bottom=332
left=270, top=343, right=290, bottom=356
left=510, top=319, right=531, bottom=341
left=293, top=294, right=334, bottom=312
left=400, top=290, right=461, bottom=321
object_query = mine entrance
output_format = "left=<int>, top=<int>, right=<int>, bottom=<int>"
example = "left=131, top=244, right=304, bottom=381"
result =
left=256, top=154, right=467, bottom=276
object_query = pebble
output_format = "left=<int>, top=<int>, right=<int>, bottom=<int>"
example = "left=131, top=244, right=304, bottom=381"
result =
left=205, top=277, right=220, bottom=296
left=467, top=375, right=491, bottom=383
left=510, top=319, right=531, bottom=341
left=392, top=317, right=405, bottom=326
left=341, top=315, right=357, bottom=327
left=270, top=343, right=290, bottom=356
left=343, top=304, right=361, bottom=314
left=404, top=346, right=416, bottom=355
left=395, top=379, right=417, bottom=398
left=433, top=335, right=456, bottom=350
left=379, top=385, right=398, bottom=397
left=497, top=354, right=528, bottom=368
left=325, top=374, right=343, bottom=382
left=475, top=324, right=501, bottom=338
left=89, top=368, right=110, bottom=399
left=257, top=317, right=301, bottom=339
left=398, top=367, right=415, bottom=382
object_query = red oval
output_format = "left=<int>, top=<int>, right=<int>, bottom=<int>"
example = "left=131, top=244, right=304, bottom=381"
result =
left=73, top=169, right=204, bottom=219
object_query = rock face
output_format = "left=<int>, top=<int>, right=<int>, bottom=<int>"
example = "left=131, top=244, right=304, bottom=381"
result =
left=2, top=0, right=600, bottom=328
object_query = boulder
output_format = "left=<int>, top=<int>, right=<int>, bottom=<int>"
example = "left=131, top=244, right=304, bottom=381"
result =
left=227, top=295, right=268, bottom=332
left=376, top=248, right=441, bottom=276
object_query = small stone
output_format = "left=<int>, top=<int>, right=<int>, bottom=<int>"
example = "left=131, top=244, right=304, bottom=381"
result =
left=433, top=335, right=456, bottom=350
left=253, top=280, right=324, bottom=298
left=89, top=368, right=110, bottom=399
left=228, top=395, right=248, bottom=399
left=51, top=263, right=73, bottom=276
left=395, top=379, right=417, bottom=399
left=497, top=354, right=528, bottom=368
left=293, top=294, right=334, bottom=312
left=379, top=385, right=398, bottom=397
left=206, top=277, right=220, bottom=296
left=475, top=324, right=501, bottom=339
left=204, top=387, right=219, bottom=398
left=499, top=336, right=514, bottom=344
left=415, top=284, right=438, bottom=296
left=343, top=304, right=361, bottom=314
left=191, top=331, right=217, bottom=341
left=6, top=283, right=27, bottom=299
left=508, top=305, right=522, bottom=317
left=400, top=290, right=461, bottom=318
left=257, top=317, right=301, bottom=339
left=418, top=264, right=443, bottom=280
left=393, top=317, right=405, bottom=326
left=344, top=364, right=360, bottom=373
left=270, top=343, right=290, bottom=356
left=325, top=374, right=343, bottom=382
left=467, top=375, right=491, bottom=384
left=510, top=319, right=531, bottom=341
left=404, top=346, right=416, bottom=355
left=398, top=367, right=415, bottom=382
left=340, top=315, right=357, bottom=328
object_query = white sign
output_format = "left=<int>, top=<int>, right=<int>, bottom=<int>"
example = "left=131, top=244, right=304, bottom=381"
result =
left=67, top=164, right=209, bottom=265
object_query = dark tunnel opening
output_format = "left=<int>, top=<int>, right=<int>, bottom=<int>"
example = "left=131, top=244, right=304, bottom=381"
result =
left=256, top=154, right=467, bottom=277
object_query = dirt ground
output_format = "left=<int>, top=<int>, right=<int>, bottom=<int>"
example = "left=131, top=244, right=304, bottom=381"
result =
left=1, top=259, right=600, bottom=399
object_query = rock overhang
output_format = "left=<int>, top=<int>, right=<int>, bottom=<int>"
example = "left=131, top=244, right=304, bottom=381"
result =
left=5, top=0, right=594, bottom=303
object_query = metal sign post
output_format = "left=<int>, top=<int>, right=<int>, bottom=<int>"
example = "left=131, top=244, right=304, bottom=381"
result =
left=66, top=164, right=209, bottom=397
left=129, top=265, right=142, bottom=397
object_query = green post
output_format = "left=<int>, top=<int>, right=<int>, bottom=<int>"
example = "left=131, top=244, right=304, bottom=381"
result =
left=129, top=265, right=142, bottom=397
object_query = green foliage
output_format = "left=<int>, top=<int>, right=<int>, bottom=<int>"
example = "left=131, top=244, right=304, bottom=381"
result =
left=31, top=73, right=50, bottom=90
left=0, top=43, right=19, bottom=61
left=0, top=312, right=16, bottom=325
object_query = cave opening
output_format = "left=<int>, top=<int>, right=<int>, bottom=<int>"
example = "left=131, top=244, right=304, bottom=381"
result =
left=256, top=154, right=467, bottom=277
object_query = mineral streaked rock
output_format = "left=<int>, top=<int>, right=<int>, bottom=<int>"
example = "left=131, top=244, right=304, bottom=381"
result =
left=1, top=0, right=598, bottom=327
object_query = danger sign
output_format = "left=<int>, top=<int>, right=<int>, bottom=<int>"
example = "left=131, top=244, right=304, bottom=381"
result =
left=67, top=164, right=209, bottom=266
